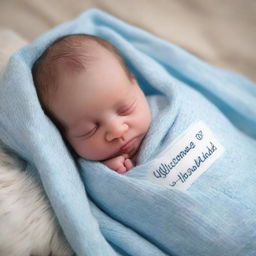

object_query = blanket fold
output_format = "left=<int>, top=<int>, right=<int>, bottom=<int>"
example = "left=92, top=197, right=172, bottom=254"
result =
left=0, top=9, right=256, bottom=256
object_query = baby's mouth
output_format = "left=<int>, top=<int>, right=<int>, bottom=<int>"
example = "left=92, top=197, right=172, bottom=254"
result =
left=104, top=135, right=144, bottom=161
left=121, top=137, right=139, bottom=152
left=120, top=135, right=144, bottom=157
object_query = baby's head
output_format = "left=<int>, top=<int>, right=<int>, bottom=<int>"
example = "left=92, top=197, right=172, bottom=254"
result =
left=33, top=34, right=151, bottom=161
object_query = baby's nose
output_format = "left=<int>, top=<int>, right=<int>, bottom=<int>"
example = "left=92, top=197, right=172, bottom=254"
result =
left=105, top=119, right=129, bottom=142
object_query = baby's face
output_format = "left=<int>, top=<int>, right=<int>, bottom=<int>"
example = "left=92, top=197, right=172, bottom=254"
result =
left=49, top=46, right=151, bottom=161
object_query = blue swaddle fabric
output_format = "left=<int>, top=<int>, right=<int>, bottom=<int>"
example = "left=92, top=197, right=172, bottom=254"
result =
left=0, top=8, right=256, bottom=256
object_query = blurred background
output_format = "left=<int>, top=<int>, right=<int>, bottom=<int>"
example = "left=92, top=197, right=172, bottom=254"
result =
left=0, top=0, right=255, bottom=81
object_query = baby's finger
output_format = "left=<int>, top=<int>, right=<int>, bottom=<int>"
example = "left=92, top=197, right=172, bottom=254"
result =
left=116, top=166, right=127, bottom=174
left=124, top=159, right=134, bottom=170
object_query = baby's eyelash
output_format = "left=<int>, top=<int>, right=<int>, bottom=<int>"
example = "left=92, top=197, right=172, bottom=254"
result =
left=118, top=101, right=136, bottom=115
left=77, top=126, right=98, bottom=139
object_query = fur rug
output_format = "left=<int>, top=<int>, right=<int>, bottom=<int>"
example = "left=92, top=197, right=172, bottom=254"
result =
left=0, top=142, right=74, bottom=256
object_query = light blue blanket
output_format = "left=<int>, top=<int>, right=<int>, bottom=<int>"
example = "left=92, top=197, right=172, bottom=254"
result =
left=1, top=9, right=256, bottom=256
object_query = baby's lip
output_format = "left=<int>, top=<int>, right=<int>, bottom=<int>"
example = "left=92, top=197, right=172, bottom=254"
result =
left=120, top=135, right=145, bottom=158
left=120, top=137, right=140, bottom=152
left=104, top=135, right=143, bottom=161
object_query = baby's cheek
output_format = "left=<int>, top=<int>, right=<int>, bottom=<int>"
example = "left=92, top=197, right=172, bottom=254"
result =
left=137, top=110, right=151, bottom=132
left=76, top=141, right=96, bottom=159
left=67, top=139, right=90, bottom=159
left=73, top=138, right=108, bottom=161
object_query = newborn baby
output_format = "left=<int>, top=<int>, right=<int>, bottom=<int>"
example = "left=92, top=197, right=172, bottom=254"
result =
left=32, top=34, right=151, bottom=174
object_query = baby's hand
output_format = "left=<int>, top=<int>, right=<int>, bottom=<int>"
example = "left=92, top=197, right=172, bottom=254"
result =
left=102, top=154, right=134, bottom=174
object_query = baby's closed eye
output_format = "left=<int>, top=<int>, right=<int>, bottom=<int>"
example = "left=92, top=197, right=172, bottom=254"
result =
left=76, top=125, right=98, bottom=139
left=117, top=100, right=137, bottom=116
